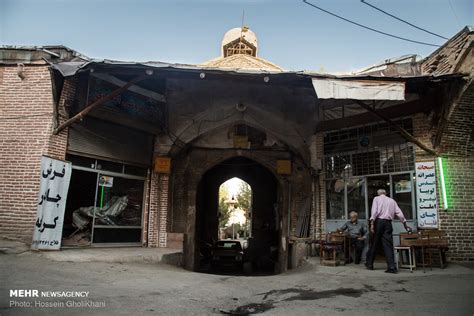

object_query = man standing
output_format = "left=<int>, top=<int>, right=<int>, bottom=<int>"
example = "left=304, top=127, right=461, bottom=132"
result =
left=366, top=189, right=412, bottom=273
left=337, top=211, right=368, bottom=264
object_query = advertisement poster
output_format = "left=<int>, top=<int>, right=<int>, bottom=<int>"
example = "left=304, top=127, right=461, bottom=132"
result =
left=31, top=156, right=72, bottom=250
left=416, top=161, right=439, bottom=229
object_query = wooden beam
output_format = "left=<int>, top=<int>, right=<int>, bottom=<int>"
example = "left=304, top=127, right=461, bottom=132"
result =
left=315, top=99, right=428, bottom=132
left=354, top=100, right=439, bottom=156
left=53, top=75, right=147, bottom=135
left=91, top=73, right=166, bottom=102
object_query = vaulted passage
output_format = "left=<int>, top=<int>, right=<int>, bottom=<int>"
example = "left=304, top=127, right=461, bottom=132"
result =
left=196, top=157, right=279, bottom=274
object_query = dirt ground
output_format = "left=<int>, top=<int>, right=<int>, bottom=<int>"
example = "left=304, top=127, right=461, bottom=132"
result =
left=1, top=251, right=473, bottom=316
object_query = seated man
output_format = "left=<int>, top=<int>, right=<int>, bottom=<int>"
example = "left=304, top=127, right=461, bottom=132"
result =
left=337, top=211, right=368, bottom=264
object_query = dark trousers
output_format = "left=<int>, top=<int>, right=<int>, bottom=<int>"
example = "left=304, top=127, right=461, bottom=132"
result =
left=366, top=219, right=395, bottom=270
left=350, top=238, right=364, bottom=263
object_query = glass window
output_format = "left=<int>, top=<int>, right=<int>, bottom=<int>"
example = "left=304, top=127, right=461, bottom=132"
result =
left=346, top=178, right=366, bottom=219
left=96, top=159, right=123, bottom=173
left=326, top=179, right=345, bottom=219
left=124, top=165, right=148, bottom=177
left=94, top=175, right=144, bottom=227
left=392, top=173, right=414, bottom=219
left=66, top=154, right=96, bottom=169
left=61, top=169, right=97, bottom=246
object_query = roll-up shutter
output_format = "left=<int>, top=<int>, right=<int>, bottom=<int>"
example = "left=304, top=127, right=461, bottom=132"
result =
left=68, top=117, right=153, bottom=166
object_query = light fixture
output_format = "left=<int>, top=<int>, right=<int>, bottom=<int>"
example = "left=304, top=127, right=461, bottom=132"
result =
left=438, top=157, right=448, bottom=210
left=199, top=72, right=206, bottom=79
left=263, top=76, right=270, bottom=83
left=145, top=69, right=154, bottom=76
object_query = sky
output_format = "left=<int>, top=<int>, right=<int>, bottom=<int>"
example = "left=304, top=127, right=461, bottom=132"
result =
left=0, top=0, right=472, bottom=73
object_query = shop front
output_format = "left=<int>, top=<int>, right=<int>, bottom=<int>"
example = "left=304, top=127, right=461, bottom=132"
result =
left=324, top=119, right=418, bottom=243
left=60, top=117, right=153, bottom=247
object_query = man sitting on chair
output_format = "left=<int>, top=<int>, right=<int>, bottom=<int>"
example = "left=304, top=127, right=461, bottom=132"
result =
left=337, top=211, right=368, bottom=264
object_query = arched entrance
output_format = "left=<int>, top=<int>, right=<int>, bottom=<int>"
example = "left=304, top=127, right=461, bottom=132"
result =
left=195, top=157, right=280, bottom=274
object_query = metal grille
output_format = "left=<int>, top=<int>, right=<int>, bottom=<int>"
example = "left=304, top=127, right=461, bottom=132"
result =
left=324, top=119, right=415, bottom=178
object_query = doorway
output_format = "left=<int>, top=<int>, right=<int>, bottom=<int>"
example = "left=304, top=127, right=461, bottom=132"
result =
left=195, top=157, right=279, bottom=274
left=218, top=178, right=252, bottom=240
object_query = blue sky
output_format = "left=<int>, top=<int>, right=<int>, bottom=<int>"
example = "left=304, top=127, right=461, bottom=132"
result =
left=0, top=0, right=472, bottom=72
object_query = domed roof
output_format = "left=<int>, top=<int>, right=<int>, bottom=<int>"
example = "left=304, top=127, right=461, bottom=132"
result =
left=221, top=27, right=258, bottom=57
left=200, top=26, right=283, bottom=72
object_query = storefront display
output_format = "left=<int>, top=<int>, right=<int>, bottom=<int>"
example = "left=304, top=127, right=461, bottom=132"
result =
left=61, top=155, right=147, bottom=247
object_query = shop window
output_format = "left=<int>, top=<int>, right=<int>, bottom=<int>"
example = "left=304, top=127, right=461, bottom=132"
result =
left=392, top=173, right=414, bottom=219
left=61, top=156, right=147, bottom=247
left=94, top=176, right=144, bottom=227
left=66, top=155, right=96, bottom=169
left=382, top=146, right=415, bottom=173
left=346, top=178, right=366, bottom=219
left=326, top=179, right=345, bottom=219
left=124, top=165, right=147, bottom=177
left=325, top=154, right=351, bottom=179
left=96, top=159, right=123, bottom=173
left=352, top=151, right=381, bottom=176
left=62, top=170, right=97, bottom=246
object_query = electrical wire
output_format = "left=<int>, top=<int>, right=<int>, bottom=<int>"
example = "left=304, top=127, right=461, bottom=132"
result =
left=302, top=0, right=442, bottom=47
left=360, top=0, right=448, bottom=40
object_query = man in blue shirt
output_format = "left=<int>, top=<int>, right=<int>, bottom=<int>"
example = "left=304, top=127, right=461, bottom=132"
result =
left=337, top=211, right=368, bottom=264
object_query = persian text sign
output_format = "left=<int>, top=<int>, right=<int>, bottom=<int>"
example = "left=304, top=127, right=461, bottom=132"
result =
left=416, top=161, right=438, bottom=229
left=31, top=156, right=72, bottom=250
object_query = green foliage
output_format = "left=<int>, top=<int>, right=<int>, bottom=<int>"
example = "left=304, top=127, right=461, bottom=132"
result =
left=236, top=181, right=252, bottom=214
left=218, top=179, right=252, bottom=232
left=218, top=184, right=231, bottom=228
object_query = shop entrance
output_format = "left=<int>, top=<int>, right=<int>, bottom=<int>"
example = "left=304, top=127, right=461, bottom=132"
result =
left=195, top=157, right=279, bottom=274
left=61, top=155, right=147, bottom=247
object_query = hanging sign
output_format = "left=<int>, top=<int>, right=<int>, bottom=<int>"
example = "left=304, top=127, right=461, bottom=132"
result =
left=31, top=156, right=72, bottom=250
left=415, top=161, right=438, bottom=229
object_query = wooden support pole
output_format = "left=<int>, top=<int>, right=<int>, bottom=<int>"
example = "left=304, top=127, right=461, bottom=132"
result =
left=354, top=100, right=439, bottom=157
left=53, top=75, right=147, bottom=135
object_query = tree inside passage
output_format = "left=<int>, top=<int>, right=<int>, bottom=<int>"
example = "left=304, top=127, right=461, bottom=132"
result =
left=218, top=178, right=252, bottom=239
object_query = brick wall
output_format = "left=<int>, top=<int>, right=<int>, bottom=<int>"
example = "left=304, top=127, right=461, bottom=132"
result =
left=437, top=157, right=474, bottom=261
left=412, top=98, right=473, bottom=261
left=0, top=65, right=70, bottom=242
left=437, top=82, right=474, bottom=261
left=145, top=137, right=170, bottom=248
left=313, top=132, right=326, bottom=239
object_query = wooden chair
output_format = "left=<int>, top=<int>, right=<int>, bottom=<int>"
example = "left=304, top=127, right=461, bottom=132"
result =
left=320, top=232, right=346, bottom=266
left=421, top=230, right=449, bottom=270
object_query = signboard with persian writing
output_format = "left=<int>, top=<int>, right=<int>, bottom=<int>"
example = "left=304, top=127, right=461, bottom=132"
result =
left=154, top=157, right=171, bottom=174
left=277, top=160, right=292, bottom=175
left=31, top=156, right=72, bottom=250
left=415, top=161, right=438, bottom=229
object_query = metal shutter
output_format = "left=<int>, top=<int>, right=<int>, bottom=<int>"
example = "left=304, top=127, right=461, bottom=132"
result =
left=68, top=117, right=153, bottom=166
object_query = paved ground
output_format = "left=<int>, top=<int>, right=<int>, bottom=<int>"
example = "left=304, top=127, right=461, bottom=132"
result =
left=1, top=250, right=473, bottom=316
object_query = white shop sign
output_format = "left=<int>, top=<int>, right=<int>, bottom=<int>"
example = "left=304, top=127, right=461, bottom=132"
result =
left=415, top=161, right=439, bottom=229
left=31, top=156, right=72, bottom=250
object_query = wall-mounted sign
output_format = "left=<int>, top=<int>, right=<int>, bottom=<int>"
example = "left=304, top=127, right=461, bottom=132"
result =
left=277, top=160, right=292, bottom=175
left=233, top=135, right=249, bottom=149
left=416, top=161, right=438, bottom=229
left=99, top=175, right=114, bottom=187
left=32, top=156, right=72, bottom=250
left=154, top=157, right=171, bottom=174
